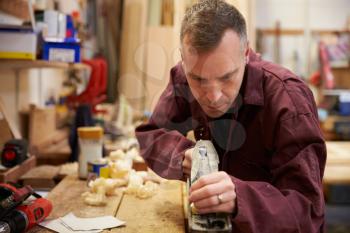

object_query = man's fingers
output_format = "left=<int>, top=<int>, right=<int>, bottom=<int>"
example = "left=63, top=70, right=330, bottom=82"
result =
left=193, top=190, right=236, bottom=209
left=190, top=171, right=227, bottom=192
left=188, top=171, right=237, bottom=214
left=182, top=148, right=194, bottom=177
left=183, top=168, right=191, bottom=176
left=196, top=200, right=235, bottom=214
left=189, top=180, right=228, bottom=202
left=184, top=149, right=193, bottom=161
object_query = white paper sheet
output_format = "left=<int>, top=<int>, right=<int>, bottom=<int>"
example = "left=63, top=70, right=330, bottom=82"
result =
left=60, top=213, right=125, bottom=231
left=40, top=218, right=102, bottom=233
left=39, top=212, right=125, bottom=232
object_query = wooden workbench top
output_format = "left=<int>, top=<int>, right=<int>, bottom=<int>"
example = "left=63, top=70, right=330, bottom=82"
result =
left=30, top=175, right=186, bottom=233
left=326, top=141, right=350, bottom=165
left=324, top=141, right=350, bottom=185
left=29, top=141, right=350, bottom=232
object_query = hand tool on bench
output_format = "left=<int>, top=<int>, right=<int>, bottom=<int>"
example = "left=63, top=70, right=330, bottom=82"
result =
left=188, top=140, right=231, bottom=233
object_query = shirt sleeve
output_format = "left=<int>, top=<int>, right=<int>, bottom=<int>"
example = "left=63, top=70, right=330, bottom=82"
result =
left=135, top=66, right=195, bottom=179
left=231, top=78, right=326, bottom=233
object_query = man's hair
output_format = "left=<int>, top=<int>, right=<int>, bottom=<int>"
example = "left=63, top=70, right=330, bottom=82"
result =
left=180, top=0, right=247, bottom=53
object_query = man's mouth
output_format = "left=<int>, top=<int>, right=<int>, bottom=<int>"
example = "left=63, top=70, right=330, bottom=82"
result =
left=206, top=104, right=225, bottom=110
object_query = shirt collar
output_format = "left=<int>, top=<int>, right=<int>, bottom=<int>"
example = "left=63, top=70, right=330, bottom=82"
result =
left=239, top=50, right=265, bottom=107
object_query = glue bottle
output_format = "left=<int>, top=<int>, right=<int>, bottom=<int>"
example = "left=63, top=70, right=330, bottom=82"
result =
left=77, top=127, right=103, bottom=179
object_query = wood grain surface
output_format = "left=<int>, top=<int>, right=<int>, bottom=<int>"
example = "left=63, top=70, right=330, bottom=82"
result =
left=29, top=175, right=185, bottom=233
left=30, top=175, right=123, bottom=233
left=112, top=180, right=185, bottom=233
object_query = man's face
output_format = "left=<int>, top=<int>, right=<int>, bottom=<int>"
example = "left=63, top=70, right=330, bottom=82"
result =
left=181, top=29, right=247, bottom=118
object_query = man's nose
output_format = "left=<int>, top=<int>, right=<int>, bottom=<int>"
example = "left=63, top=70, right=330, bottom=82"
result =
left=206, top=88, right=222, bottom=104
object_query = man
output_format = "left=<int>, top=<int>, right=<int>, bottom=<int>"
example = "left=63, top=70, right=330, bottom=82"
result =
left=136, top=0, right=326, bottom=232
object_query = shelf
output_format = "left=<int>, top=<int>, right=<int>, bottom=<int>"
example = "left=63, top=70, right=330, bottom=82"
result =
left=257, top=28, right=303, bottom=36
left=330, top=62, right=350, bottom=69
left=257, top=28, right=350, bottom=36
left=323, top=89, right=350, bottom=96
left=0, top=59, right=90, bottom=70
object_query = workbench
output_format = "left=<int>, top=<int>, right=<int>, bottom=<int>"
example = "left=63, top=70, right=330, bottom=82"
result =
left=324, top=141, right=350, bottom=185
left=323, top=141, right=350, bottom=204
left=29, top=175, right=186, bottom=233
left=27, top=141, right=350, bottom=232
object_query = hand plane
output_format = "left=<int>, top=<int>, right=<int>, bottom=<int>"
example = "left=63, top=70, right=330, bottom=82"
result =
left=187, top=140, right=232, bottom=233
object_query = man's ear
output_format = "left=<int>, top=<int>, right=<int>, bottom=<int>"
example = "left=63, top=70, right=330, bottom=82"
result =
left=180, top=48, right=185, bottom=69
left=245, top=41, right=250, bottom=64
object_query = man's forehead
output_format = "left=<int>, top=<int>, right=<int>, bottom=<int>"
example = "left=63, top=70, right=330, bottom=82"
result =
left=187, top=66, right=239, bottom=80
left=183, top=50, right=240, bottom=74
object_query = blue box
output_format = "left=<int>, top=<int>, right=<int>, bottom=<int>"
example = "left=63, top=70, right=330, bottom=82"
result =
left=339, top=102, right=350, bottom=116
left=339, top=93, right=350, bottom=116
left=43, top=38, right=80, bottom=63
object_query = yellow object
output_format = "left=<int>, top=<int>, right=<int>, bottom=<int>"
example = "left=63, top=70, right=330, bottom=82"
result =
left=99, top=167, right=110, bottom=178
left=0, top=52, right=35, bottom=60
left=78, top=127, right=103, bottom=139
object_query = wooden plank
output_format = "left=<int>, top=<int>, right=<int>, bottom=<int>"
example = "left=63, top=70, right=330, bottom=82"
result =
left=31, top=129, right=68, bottom=153
left=29, top=105, right=56, bottom=146
left=0, top=0, right=31, bottom=20
left=257, top=28, right=304, bottom=36
left=119, top=0, right=148, bottom=111
left=324, top=164, right=350, bottom=185
left=144, top=26, right=175, bottom=111
left=0, top=118, right=13, bottom=150
left=0, top=155, right=36, bottom=182
left=19, top=165, right=60, bottom=190
left=31, top=175, right=124, bottom=233
left=35, top=139, right=71, bottom=165
left=326, top=141, right=350, bottom=165
left=112, top=180, right=185, bottom=233
left=0, top=59, right=90, bottom=70
left=0, top=96, right=21, bottom=144
left=257, top=29, right=350, bottom=37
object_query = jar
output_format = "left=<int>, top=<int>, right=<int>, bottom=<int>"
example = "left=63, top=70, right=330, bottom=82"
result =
left=77, top=126, right=103, bottom=179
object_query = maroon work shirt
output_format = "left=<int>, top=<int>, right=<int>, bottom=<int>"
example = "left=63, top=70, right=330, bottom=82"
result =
left=136, top=51, right=326, bottom=233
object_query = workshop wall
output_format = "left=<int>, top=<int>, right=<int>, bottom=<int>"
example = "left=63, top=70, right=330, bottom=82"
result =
left=256, top=0, right=350, bottom=77
left=0, top=69, right=66, bottom=126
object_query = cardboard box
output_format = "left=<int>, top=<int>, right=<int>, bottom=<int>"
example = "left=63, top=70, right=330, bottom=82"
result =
left=0, top=29, right=37, bottom=60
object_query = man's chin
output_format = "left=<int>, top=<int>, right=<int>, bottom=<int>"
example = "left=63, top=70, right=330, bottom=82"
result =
left=203, top=108, right=225, bottom=118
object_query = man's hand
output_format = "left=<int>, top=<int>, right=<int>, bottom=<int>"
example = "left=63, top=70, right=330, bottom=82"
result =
left=182, top=148, right=193, bottom=179
left=189, top=171, right=237, bottom=214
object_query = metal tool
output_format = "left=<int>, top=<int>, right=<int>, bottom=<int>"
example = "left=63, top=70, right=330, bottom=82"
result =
left=0, top=183, right=52, bottom=233
left=0, top=198, right=52, bottom=233
left=188, top=140, right=231, bottom=233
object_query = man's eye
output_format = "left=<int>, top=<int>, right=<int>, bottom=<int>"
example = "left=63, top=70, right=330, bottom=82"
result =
left=193, top=77, right=204, bottom=83
left=220, top=75, right=232, bottom=81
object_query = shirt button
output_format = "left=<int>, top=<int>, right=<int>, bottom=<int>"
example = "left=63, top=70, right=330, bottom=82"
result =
left=199, top=127, right=204, bottom=137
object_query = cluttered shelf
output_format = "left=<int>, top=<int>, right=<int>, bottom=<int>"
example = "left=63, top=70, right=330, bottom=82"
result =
left=0, top=59, right=90, bottom=70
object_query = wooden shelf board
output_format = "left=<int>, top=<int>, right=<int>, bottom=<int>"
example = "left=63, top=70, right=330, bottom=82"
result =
left=257, top=28, right=303, bottom=36
left=322, top=89, right=350, bottom=96
left=257, top=28, right=350, bottom=36
left=0, top=59, right=90, bottom=70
